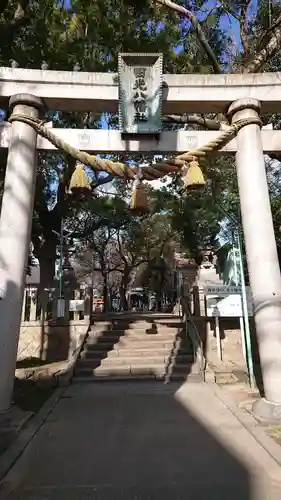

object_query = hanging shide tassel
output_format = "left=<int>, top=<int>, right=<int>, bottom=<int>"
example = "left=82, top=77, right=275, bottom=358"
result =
left=130, top=178, right=150, bottom=215
left=182, top=158, right=205, bottom=191
left=68, top=162, right=91, bottom=196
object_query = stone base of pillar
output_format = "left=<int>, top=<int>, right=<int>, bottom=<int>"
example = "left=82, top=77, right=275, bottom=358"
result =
left=0, top=407, right=33, bottom=453
left=0, top=408, right=12, bottom=426
left=252, top=397, right=281, bottom=423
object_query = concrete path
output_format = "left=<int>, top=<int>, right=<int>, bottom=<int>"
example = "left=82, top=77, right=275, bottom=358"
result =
left=2, top=381, right=281, bottom=500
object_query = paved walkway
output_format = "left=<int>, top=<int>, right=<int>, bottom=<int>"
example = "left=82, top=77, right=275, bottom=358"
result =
left=2, top=381, right=281, bottom=499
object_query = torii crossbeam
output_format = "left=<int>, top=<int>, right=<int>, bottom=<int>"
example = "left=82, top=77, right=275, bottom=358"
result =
left=1, top=67, right=281, bottom=114
left=0, top=123, right=280, bottom=154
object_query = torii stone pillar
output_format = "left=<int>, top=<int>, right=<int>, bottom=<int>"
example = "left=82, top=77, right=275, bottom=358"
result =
left=228, top=98, right=281, bottom=421
left=0, top=94, right=43, bottom=417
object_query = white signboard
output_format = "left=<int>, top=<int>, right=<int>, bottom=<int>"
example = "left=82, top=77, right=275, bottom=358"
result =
left=204, top=285, right=252, bottom=297
left=69, top=299, right=84, bottom=312
left=206, top=293, right=253, bottom=317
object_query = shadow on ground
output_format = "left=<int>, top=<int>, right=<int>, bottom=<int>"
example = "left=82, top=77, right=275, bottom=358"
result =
left=3, top=380, right=268, bottom=500
left=12, top=378, right=52, bottom=413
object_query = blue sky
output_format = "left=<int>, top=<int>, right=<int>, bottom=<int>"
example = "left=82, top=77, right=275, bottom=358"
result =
left=218, top=0, right=258, bottom=44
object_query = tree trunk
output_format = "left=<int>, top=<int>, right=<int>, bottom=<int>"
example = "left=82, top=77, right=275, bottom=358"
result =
left=38, top=255, right=56, bottom=292
left=119, top=286, right=128, bottom=311
left=102, top=276, right=108, bottom=313
left=119, top=269, right=130, bottom=311
left=156, top=291, right=162, bottom=312
left=36, top=238, right=57, bottom=297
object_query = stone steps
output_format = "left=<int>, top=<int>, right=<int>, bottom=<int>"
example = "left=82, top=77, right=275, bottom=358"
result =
left=75, top=362, right=200, bottom=379
left=85, top=333, right=186, bottom=344
left=82, top=341, right=181, bottom=353
left=80, top=347, right=192, bottom=359
left=74, top=372, right=203, bottom=383
left=83, top=337, right=192, bottom=351
left=87, top=330, right=183, bottom=339
left=91, top=313, right=179, bottom=323
left=91, top=323, right=184, bottom=331
left=76, top=353, right=194, bottom=367
left=88, top=327, right=182, bottom=336
left=74, top=314, right=201, bottom=384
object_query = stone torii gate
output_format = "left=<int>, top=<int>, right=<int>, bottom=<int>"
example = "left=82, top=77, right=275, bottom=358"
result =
left=1, top=57, right=281, bottom=422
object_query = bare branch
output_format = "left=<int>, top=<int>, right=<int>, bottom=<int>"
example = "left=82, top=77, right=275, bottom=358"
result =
left=219, top=0, right=240, bottom=21
left=219, top=0, right=251, bottom=57
left=243, top=13, right=281, bottom=73
left=239, top=0, right=251, bottom=57
left=154, top=0, right=221, bottom=74
left=117, top=232, right=128, bottom=266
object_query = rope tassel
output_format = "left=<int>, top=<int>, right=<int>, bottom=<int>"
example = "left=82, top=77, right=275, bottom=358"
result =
left=69, top=162, right=91, bottom=195
left=130, top=166, right=150, bottom=215
left=182, top=158, right=205, bottom=191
